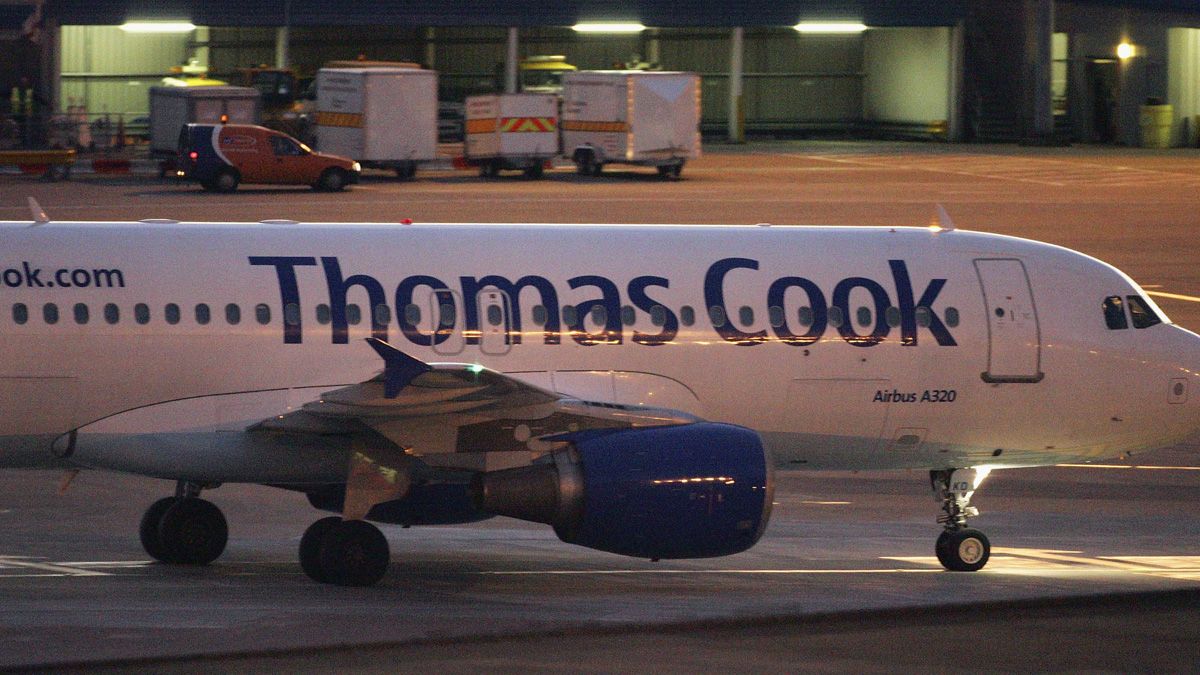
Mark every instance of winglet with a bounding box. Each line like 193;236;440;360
27;197;48;226
365;337;433;398
930;203;955;232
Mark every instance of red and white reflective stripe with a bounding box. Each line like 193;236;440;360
498;117;557;132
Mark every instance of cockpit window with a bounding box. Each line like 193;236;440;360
1127;295;1162;329
1103;296;1128;330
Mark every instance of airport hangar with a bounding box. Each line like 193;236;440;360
4;0;1200;148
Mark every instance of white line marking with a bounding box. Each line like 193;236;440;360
480;568;941;575
0;557;108;576
1146;290;1200;303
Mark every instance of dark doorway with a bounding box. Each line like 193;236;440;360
1083;59;1119;143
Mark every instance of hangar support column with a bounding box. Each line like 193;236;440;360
505;27;519;94
1024;0;1054;143
728;27;744;143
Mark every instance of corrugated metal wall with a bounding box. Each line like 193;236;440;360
60;25;191;116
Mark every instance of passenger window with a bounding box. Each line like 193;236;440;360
164;303;180;325
885;306;901;328
346;304;361;325
1127;295;1162;329
284;303;301;326
708;305;727;327
562;305;578;326
532;305;547;327
856;307;872;327
1102;296;1127;330
405;303;421;325
73;303;89;325
944;307;960;328
12;303;27;325
43;303;58;325
195;303;211;325
225;304;241;325
827;306;843;328
590;306;607;327
914;306;932;328
768;305;784;328
651;305;667;327
487;304;504;326
135;303;151;325
104;303;120;325
255;304;271;325
797;306;814;327
374;304;391;325
438;303;455;327
316;303;331;325
679;305;695;327
621;305;635;326
738;306;754;327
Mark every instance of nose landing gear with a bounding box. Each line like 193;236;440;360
931;468;991;572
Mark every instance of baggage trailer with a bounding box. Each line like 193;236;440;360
561;71;701;179
315;66;437;179
149;86;261;176
464;93;558;178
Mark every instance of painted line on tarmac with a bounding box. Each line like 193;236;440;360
1146;290;1200;303
1056;463;1200;470
480;568;941;575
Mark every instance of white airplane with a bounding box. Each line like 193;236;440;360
1;216;1196;586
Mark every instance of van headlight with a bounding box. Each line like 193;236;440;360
351;162;361;173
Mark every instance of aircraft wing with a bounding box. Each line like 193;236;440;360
250;338;700;460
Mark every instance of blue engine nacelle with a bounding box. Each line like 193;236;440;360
474;423;773;559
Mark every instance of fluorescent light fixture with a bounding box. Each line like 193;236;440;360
794;22;868;34
120;21;197;33
572;22;646;33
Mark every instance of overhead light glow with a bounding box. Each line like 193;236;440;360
120;21;197;33
794;22;869;34
572;22;646;33
1116;42;1135;60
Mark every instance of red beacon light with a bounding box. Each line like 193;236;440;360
400;218;413;225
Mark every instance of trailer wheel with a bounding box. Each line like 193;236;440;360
394;163;417;180
479;160;499;178
523;163;544;179
574;149;599;176
657;162;684;180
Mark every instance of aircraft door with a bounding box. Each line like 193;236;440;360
477;288;512;356
974;258;1043;383
431;289;464;356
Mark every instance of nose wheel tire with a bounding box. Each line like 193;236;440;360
936;528;990;572
140;497;228;565
300;518;390;586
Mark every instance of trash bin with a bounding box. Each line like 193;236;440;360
1139;103;1173;148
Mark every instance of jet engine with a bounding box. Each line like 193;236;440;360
474;423;773;559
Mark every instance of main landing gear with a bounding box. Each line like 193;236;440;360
299;517;390;586
931;468;991;572
139;481;228;565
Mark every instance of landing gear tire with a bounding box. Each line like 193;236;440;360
303;519;390;586
149;497;228;565
139;497;179;562
936;528;990;572
299;516;342;583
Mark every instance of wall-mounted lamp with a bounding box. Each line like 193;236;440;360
572;22;647;33
794;22;869;34
1116;42;1136;60
120;21;197;33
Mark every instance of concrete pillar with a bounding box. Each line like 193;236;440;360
424;27;436;69
274;26;289;69
728;27;744;143
646;28;661;67
1024;0;1054;142
40;17;60;114
947;21;965;141
505;27;519;93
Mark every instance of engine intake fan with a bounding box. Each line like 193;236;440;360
474;422;773;559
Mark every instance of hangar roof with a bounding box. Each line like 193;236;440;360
41;0;1200;27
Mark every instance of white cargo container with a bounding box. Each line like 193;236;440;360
315;66;437;178
561;71;701;178
148;86;260;156
464;93;559;178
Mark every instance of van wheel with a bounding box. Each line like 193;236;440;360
213;169;240;193
316;168;348;192
199;179;218;192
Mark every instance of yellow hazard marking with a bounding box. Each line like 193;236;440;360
562;120;630;133
316;112;363;128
